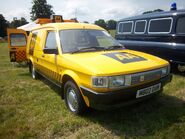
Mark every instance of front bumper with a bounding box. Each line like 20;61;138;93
80;74;172;110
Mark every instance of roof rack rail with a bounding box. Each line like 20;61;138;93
35;15;78;24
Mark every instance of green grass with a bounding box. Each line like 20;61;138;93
0;43;185;139
109;30;116;38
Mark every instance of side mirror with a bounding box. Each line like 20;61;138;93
43;48;58;54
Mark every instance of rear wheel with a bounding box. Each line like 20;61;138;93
64;80;87;115
30;63;39;79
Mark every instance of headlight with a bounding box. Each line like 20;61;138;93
92;77;108;88
161;65;170;77
92;75;131;88
109;75;125;88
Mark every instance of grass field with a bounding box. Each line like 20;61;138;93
109;30;116;38
0;42;185;139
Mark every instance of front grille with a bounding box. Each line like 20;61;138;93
131;69;162;85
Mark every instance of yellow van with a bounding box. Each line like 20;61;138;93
7;16;172;115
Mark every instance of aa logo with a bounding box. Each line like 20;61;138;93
103;52;146;64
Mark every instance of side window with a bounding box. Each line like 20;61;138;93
10;34;26;46
29;32;38;55
118;21;133;34
45;31;57;49
118;23;124;33
148;18;172;34
176;17;185;34
134;20;147;34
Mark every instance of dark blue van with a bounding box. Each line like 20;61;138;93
115;10;185;69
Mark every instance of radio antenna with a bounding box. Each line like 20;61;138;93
75;9;77;19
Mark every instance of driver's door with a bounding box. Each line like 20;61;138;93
40;30;60;82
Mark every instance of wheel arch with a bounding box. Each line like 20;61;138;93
61;70;90;107
61;70;81;99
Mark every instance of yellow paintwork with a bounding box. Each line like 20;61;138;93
7;22;169;107
31;23;104;32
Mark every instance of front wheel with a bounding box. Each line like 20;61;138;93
64;81;87;115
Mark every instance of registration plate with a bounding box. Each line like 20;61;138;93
136;83;161;98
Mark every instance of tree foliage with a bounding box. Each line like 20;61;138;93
0;14;9;37
106;20;117;30
30;0;55;21
9;17;28;28
94;19;117;30
94;19;107;29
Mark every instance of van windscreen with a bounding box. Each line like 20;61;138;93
59;30;121;53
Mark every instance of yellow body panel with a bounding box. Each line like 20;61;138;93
57;50;168;92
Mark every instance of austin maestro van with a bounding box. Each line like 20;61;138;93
7;17;172;115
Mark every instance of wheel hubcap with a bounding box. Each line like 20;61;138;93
32;66;36;79
67;88;78;112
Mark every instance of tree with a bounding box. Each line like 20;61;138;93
106;20;117;30
30;0;55;21
20;17;28;25
0;14;9;37
83;21;89;23
143;9;164;14
94;19;107;29
9;17;28;28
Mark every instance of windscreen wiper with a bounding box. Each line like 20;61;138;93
71;47;105;54
106;45;125;50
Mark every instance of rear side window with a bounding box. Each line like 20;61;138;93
176;17;185;34
10;34;26;46
148;18;173;34
45;31;57;49
118;21;133;34
135;20;147;34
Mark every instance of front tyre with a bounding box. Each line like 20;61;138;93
64;81;87;115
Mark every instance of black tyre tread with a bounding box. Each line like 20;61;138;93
28;62;32;73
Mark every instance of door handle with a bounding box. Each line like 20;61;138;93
42;54;45;58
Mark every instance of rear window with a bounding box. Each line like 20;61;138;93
148;18;172;34
10;34;26;46
135;20;146;34
118;21;133;34
176;17;185;34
